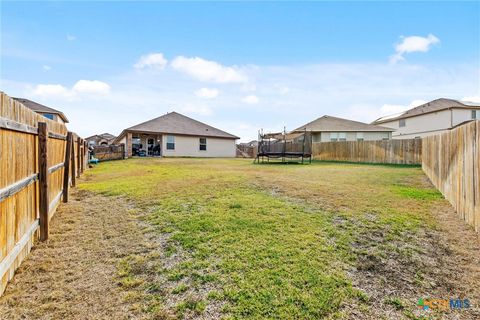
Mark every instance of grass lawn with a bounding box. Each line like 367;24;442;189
79;158;462;319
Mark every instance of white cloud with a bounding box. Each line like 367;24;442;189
42;65;51;71
32;80;110;100
462;96;480;103
134;53;168;70
390;34;440;64
171;56;247;83
72;80;111;95
194;87;219;99
66;34;76;41
242;95;259;104
33;84;71;98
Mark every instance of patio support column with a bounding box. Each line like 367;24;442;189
126;132;132;158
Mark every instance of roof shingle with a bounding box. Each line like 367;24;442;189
124;112;239;139
12;97;69;123
373;98;480;124
294;115;393;132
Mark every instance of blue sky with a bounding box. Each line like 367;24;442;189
1;1;479;141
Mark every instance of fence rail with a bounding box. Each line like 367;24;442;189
312;139;422;165
422;120;479;231
0;92;87;295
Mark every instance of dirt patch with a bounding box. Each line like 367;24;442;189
0;189;153;320
344;204;480;319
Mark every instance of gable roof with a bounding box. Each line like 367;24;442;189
294;115;394;132
373;98;480;124
121;111;239;139
85;133;116;141
12;97;69;123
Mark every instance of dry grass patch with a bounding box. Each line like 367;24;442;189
78;158;479;319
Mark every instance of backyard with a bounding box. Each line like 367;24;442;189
1;158;479;319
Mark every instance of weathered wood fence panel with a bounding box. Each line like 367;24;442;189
92;145;125;161
312;139;422;164
0;92;86;295
422;120;479;231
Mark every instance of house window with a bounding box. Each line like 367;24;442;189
199;137;207;151
330;132;338;142
166;135;175;150
42;113;55;120
356;132;364;141
338;132;346;141
472;110;478;119
399;119;406;127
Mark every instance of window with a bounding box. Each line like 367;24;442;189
472;110;478;119
330;132;338;142
42;113;55;120
399;119;406;127
338;132;346;141
199;137;207;151
166;135;175;150
356;132;364;141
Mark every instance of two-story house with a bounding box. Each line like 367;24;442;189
372;98;480;139
12;97;69;124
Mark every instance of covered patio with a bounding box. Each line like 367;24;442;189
128;131;162;157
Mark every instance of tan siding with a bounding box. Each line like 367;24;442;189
162;135;236;157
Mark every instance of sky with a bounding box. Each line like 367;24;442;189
1;1;479;141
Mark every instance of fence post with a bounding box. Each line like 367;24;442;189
63;132;73;202
77;137;81;177
38;122;49;241
84;141;88;169
71;136;76;187
80;139;85;173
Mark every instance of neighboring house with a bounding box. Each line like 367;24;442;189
293;115;393;142
372;98;480;139
237;140;258;148
85;133;117;146
114;111;239;157
237;140;258;158
12;97;69;124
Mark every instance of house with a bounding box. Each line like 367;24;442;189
293;115;393;142
113;112;239;157
236;140;258;158
372;98;480;139
85;133;117;147
12;97;69;124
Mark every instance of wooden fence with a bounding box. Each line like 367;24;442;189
0;92;87;295
92;144;125;161
422;120;479;231
312;139;422;165
236;144;257;158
